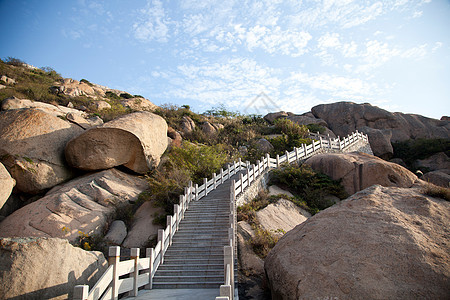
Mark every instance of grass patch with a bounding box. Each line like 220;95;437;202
422;183;450;201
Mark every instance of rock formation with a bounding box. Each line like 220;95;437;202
0;237;107;300
0;169;148;242
180;116;196;135
122;201;164;248
0;108;83;193
104;220;128;245
265;185;450;299
263;111;288;124
305;152;417;195
65;111;168;173
256;199;310;238
311;102;450;159
0;162;15;210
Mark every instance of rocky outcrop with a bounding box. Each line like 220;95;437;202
264;111;288;124
92;100;111;110
311;102;450;158
52;78;105;98
0;237;107;300
287;113;328;127
268;185;294;198
167;127;182;148
417;152;450;171
0;108;83;193
0;162;15;210
122;201;164;248
65;111;168;173
104;220;127;245
256;199;310;238
121;98;157;111
201;121;217;136
265;185;450;300
305;152;417;195
422;170;450;188
359;126;393;159
1;75;16;85
0;169;148;242
255;138;274;153
180;116;196;135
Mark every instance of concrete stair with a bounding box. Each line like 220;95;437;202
152;175;239;290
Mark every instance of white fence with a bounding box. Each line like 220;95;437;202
73;159;247;300
74;130;368;300
215;130;369;300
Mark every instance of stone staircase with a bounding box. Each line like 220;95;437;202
152;175;238;290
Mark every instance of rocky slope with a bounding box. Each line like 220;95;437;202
265;184;450;299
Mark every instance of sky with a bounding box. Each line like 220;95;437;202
0;0;449;119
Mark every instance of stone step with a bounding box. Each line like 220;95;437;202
157;263;224;271
153;275;224;283
152;281;223;289
161;257;224;265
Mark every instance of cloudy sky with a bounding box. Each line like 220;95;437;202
0;0;449;118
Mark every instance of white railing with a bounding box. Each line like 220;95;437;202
75;130;369;300
216;130;369;300
73;159;247;300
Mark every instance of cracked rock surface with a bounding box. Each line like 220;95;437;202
0;169;147;242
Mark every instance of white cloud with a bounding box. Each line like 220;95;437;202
133;0;171;42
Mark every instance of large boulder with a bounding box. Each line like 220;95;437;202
0;108;83;193
359;126;393;159
311;102;450;153
305;152;417;195
264;111;288;124
417;152;450;172
52;78;104;98
201;121;217;136
180;116;196;135
122;201;164;248
0;237;107;300
65;111;168;173
286;114;328;127
0;162;15;210
422;170;450;188
265;185;450;300
121;98;157;111
256;199;310;238
255;138;274;153
104;220;128;245
0;168;148;243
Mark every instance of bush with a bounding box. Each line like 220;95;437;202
80;78;93;86
422;183;450;201
392;138;450;171
270;163;348;212
307;123;326;134
5;57;26;66
120;92;134;99
105;91;121;100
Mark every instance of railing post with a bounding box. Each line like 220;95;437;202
174;204;180;231
276;155;280;168
328;135;333;149
109;246;120;300
204;178;208;196
312;139;316;152
73;285;89;300
295;147;299;161
224;246;234;298
213;173;217;189
219;285;232;299
158;229;165;264
130;248;139;297
319;136;323;148
246;168;251;185
238;158;242;171
195;184;199;201
303;143;307;156
145;248;154;289
285;150;290;163
220;168;224;184
239;173;244;193
167;215;173;246
338;136;342;150
266;153;270;169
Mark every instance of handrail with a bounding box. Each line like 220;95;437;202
73;158;247;300
74;131;369;300
216;130;369;300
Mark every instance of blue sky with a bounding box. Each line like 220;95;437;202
0;0;449;118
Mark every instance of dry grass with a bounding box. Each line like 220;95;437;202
422;183;450;201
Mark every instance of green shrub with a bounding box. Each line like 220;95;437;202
120;92;133;99
392;138;450;171
105;91;120;100
307;123;326;134
422;183;450;201
80;78;93;86
270;164;348;212
5;57;26;66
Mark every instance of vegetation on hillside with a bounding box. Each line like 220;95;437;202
392;138;450;172
238;163;348;258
